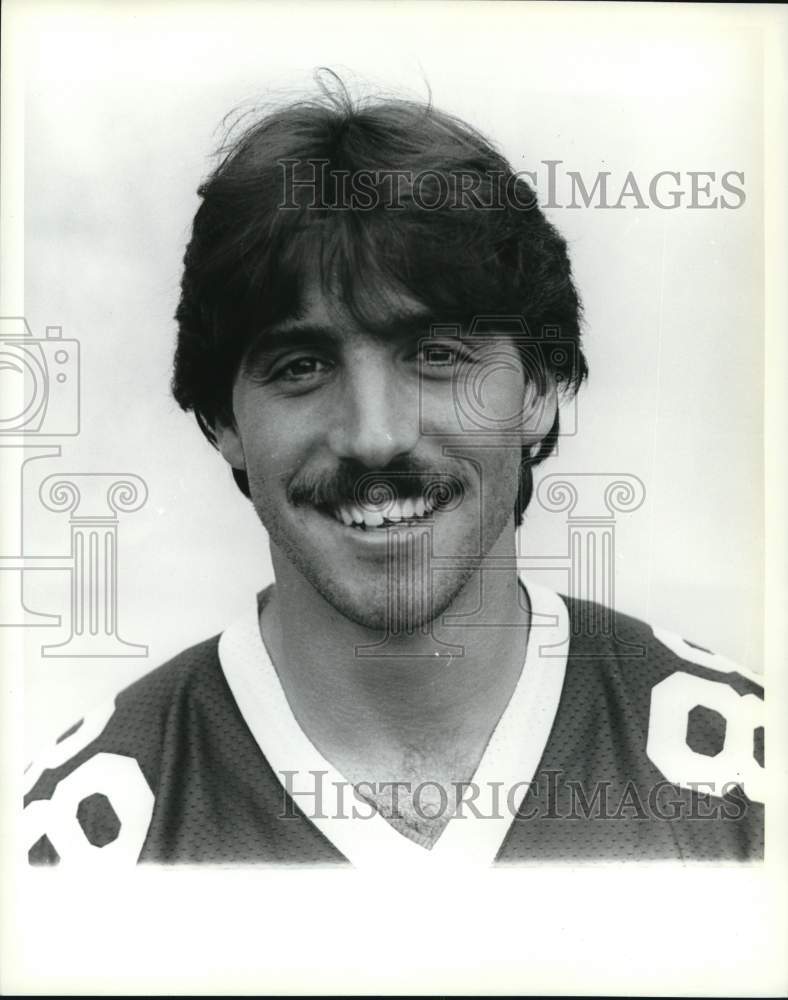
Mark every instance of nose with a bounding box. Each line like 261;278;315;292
327;351;420;468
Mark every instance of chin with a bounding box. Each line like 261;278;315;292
310;566;478;635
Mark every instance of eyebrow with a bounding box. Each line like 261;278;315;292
242;310;444;365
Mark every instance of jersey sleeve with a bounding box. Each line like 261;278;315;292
645;625;765;806
24;697;157;866
501;598;765;863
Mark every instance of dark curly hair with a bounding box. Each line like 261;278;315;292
172;73;588;523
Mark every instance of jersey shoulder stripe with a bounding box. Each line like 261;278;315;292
561;594;763;694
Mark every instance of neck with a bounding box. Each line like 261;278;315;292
260;526;531;770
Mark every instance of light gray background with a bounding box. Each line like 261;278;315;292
20;4;764;755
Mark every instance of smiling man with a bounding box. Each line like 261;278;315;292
24;79;764;866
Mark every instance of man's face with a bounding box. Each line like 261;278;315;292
216;280;555;631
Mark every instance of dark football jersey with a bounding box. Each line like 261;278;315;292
24;578;764;866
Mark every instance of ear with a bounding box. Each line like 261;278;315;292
214;420;246;471
520;381;558;450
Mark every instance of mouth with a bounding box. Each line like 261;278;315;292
318;496;438;531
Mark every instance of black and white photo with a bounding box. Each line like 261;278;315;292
2;1;786;995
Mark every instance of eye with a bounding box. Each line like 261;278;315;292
276;357;332;382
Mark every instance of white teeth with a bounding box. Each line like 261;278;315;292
331;495;439;528
381;497;431;522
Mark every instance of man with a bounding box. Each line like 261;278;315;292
24;78;764;866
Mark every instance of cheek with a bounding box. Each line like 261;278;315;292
480;366;526;424
449;447;522;516
244;447;300;505
233;396;309;479
440;360;525;436
482;446;523;496
243;463;295;545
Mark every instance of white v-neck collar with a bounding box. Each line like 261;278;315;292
218;573;569;869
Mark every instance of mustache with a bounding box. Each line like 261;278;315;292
288;460;467;513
